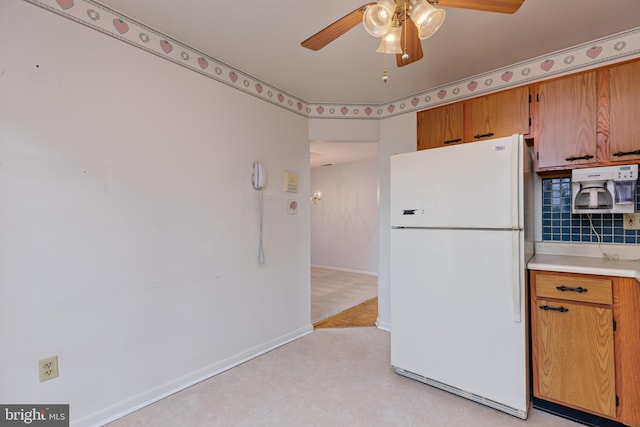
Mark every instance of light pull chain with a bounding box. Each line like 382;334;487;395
402;0;409;62
382;36;388;83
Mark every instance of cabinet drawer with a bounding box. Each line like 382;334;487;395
536;274;612;304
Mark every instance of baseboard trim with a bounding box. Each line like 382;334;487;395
311;264;378;277
73;325;313;427
376;319;391;332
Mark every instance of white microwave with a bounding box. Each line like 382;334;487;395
571;165;638;214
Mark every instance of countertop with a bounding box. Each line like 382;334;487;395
528;253;640;281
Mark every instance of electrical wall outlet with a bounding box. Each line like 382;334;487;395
39;355;59;382
623;213;640;230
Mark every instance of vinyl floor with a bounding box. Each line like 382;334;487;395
107;268;580;427
108;328;581;427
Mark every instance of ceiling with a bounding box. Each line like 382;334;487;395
98;0;640;166
310;141;378;169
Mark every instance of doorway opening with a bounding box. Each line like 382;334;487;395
309;141;379;325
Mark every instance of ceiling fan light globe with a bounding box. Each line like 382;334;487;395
410;0;446;40
363;0;395;37
375;26;403;54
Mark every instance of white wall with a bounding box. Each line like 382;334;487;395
0;2;310;426
376;114;417;330
308;118;380;142
310;158;379;274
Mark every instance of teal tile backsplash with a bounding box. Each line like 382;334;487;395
542;177;640;244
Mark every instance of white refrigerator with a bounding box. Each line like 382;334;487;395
390;134;533;418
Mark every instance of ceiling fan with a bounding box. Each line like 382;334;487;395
301;0;524;77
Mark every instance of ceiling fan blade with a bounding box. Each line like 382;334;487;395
436;0;524;14
301;3;375;51
396;22;423;67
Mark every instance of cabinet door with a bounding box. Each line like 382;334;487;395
416;103;464;150
469;86;530;141
535;299;616;418
609;61;640;162
536;72;598;169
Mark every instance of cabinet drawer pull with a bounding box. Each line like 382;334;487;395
540;305;569;313
473;132;494;139
612;149;640;157
556;285;588;293
565;154;594;162
443;138;462;144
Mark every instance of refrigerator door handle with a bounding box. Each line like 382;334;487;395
511;230;521;323
510;134;521;229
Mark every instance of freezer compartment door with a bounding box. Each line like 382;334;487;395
390;135;523;229
390;228;528;415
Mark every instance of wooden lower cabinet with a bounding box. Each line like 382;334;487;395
535;299;616;417
530;271;640;426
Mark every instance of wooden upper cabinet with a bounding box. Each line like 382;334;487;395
416;103;464;150
415;59;640;166
416;86;530;150
536;71;598;170
609;60;640;162
468;86;530;142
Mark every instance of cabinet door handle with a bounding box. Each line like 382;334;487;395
473;132;494;139
539;305;569;313
443;138;462;144
565;154;594;162
556;285;588;293
612;149;640;157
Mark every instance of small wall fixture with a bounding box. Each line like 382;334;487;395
310;192;322;204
